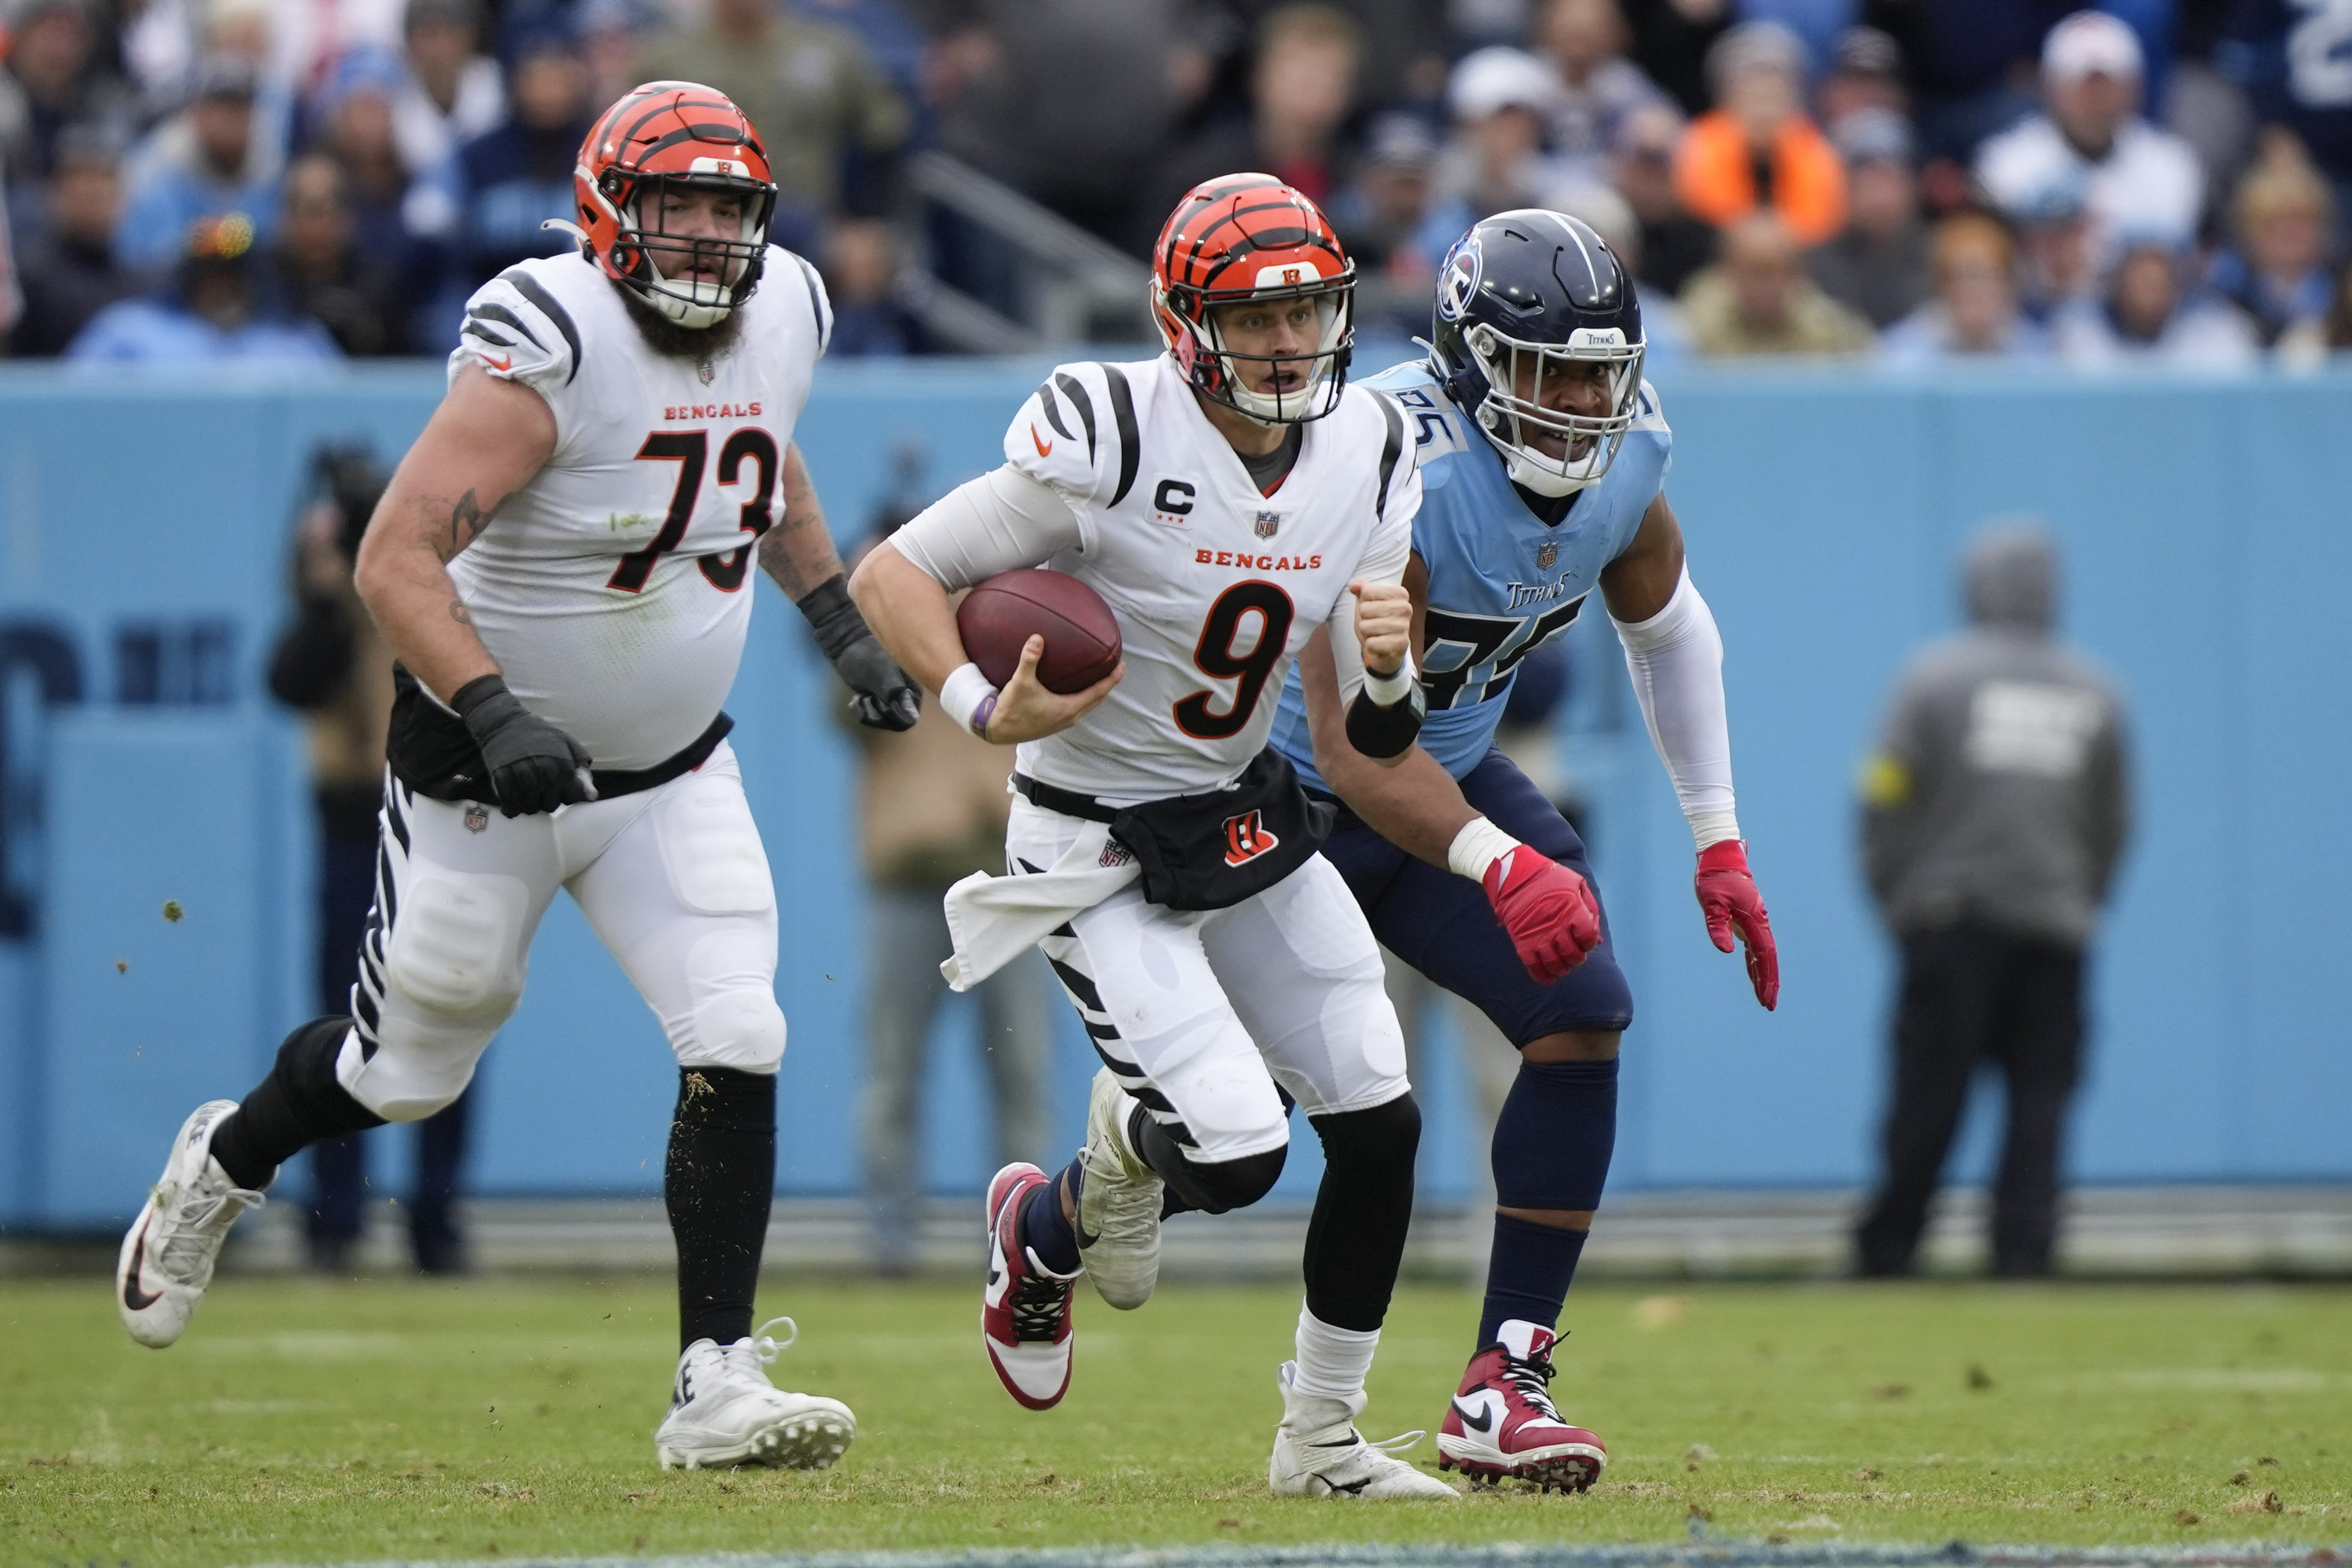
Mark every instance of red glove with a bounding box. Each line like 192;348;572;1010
1482;845;1603;984
1695;839;1778;1010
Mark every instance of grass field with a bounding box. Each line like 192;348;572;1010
4;1274;2348;1566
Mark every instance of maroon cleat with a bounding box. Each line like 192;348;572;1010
980;1162;1079;1411
1436;1320;1607;1492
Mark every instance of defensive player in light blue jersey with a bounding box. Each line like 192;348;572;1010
1271;211;1780;1492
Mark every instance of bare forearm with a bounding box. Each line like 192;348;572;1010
355;486;500;702
1300;631;1473;865
847;543;969;693
759;443;847;603
1328;745;1478;866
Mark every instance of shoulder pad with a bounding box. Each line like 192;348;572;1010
456;266;583;390
1358;386;1418;521
776;246;833;355
1630;378;1669;434
1005;360;1142;507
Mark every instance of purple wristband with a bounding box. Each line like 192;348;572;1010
969;690;999;738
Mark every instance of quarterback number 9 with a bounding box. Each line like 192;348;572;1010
1174;581;1294;739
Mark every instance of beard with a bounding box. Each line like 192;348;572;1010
612;274;750;362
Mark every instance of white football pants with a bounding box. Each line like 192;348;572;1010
337;743;784;1121
1008;796;1410;1165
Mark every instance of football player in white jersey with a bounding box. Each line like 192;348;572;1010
852;175;1456;1501
112;84;918;1473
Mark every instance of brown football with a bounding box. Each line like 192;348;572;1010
955;568;1122;695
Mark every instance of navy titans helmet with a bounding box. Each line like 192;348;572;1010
1428;209;1646;496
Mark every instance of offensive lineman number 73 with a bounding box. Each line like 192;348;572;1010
607;428;780;593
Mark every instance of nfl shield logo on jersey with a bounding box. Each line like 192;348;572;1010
1255;511;1280;539
1536;540;1560;570
464;803;489;834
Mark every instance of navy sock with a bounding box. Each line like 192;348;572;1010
1019;1159;1083;1275
1479;1054;1618;1350
1479;1214;1588;1348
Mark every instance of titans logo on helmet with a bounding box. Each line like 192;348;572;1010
1437;236;1483;324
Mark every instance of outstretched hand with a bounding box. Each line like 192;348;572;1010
1694;840;1777;1010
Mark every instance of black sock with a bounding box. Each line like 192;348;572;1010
1302;1094;1421;1332
209;1018;386;1191
1018;1161;1083;1275
665;1067;776;1351
1479;1214;1590;1348
1136;1105;1200;1219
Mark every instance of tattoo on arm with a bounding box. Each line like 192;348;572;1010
443;489;490;562
759;446;846;602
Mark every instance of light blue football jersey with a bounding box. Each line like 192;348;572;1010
1270;357;1671;787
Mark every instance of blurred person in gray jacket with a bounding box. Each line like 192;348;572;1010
1853;523;2130;1279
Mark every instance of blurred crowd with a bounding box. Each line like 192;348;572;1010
6;0;2352;366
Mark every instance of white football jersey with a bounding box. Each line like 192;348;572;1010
442;246;831;770
1005;355;1419;800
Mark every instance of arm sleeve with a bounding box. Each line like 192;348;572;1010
1612;564;1738;849
886;464;1087;591
1325;504;1414;702
447;268;584;450
1326;390;1424;698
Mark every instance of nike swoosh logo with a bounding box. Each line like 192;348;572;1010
482;354;513;372
1030;424;1053;458
1452;1398;1494;1433
1075;1215;1101;1248
122;1219;162;1312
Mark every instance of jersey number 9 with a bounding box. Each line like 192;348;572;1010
1175;581;1295;739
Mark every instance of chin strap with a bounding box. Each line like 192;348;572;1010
539;217;590;246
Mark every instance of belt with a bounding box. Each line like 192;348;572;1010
1012;771;1118;823
592;712;734;799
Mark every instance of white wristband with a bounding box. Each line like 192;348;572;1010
1363;651;1416;707
1688;809;1741;851
939;662;1000;738
1446;815;1522;882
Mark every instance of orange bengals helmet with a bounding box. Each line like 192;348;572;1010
575;82;778;329
1151;173;1357;424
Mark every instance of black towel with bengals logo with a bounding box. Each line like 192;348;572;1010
1110;748;1333;912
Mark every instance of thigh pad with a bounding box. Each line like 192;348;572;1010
385;867;530;1016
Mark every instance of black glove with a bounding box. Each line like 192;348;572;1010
799;575;921;731
452;675;597;817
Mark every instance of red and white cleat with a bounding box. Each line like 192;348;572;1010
1436;1320;1607;1492
980;1162;1079;1411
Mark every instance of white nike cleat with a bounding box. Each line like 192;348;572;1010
117;1100;265;1349
1267;1360;1459;1500
1076;1069;1162;1310
653;1317;856;1471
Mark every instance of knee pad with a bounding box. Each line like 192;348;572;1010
338;1025;478;1122
1311;1090;1422;1173
683;989;786;1073
679;928;785;1072
384;869;528;1020
1492;1057;1617;1212
1171;1144;1288;1214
